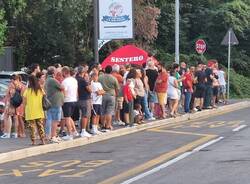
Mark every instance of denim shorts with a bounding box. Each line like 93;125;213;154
148;91;158;103
47;107;62;121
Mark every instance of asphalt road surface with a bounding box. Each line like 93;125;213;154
0;107;249;184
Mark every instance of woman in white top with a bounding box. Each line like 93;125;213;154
167;69;179;117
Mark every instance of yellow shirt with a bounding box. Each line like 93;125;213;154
23;88;44;121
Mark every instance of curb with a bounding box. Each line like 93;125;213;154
0;101;249;164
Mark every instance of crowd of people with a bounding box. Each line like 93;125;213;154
0;58;227;145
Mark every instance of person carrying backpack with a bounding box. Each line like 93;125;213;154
1;74;25;139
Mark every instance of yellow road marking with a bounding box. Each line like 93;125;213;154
149;129;214;137
77;160;113;168
45;160;81;168
12;169;23;177
38;169;75;177
61;169;94;178
0;169;42;177
98;131;217;184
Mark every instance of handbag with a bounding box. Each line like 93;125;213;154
42;95;52;111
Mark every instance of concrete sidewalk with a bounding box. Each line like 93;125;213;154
0;100;249;164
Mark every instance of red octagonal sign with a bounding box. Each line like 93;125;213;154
195;39;206;54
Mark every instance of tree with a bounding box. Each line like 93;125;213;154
0;9;7;53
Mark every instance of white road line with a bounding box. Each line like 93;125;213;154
232;125;247;132
120;137;224;184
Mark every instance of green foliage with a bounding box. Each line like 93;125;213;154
0;9;7;54
14;0;92;67
230;69;250;98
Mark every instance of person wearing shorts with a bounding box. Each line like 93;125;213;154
146;60;158;115
61;66;78;140
218;66;227;104
194;64;206;111
123;79;134;126
155;65;168;118
45;66;64;143
98;65;119;130
91;72;105;134
76;66;92;138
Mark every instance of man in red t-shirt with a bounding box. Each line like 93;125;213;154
123;79;134;126
183;69;193;113
155;65;168;118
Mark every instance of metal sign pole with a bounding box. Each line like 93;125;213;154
94;0;99;64
227;30;231;100
175;0;180;64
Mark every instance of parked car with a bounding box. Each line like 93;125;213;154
0;82;8;121
0;71;28;85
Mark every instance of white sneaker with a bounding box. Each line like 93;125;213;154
56;137;63;142
117;120;125;126
80;131;92;138
50;137;60;143
11;133;18;138
112;121;118;125
62;135;73;141
0;133;10;139
90;129;102;135
147;117;156;121
73;131;79;137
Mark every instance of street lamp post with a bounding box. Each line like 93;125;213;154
175;0;180;64
94;0;99;64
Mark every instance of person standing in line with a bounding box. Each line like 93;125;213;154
167;69;179;117
212;62;219;108
91;72;105;135
61;66;78;140
155;64;168;119
141;69;155;121
1;75;25;138
29;63;41;76
204;61;215;109
134;69;145;112
146;59;158;117
36;72;46;89
111;64;124;125
183;68;193;113
16;75;26;138
45;66;64;143
98;65;119;131
217;66;227;104
76;66;92;138
123;79;135;126
23;76;46;145
194;64;206;111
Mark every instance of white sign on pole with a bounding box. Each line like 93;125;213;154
98;0;134;40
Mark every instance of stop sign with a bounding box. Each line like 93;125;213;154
195;39;206;54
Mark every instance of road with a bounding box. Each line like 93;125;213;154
0;107;249;184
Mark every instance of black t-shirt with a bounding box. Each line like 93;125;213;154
76;76;91;100
205;68;213;85
195;70;206;84
179;67;187;76
146;69;158;91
